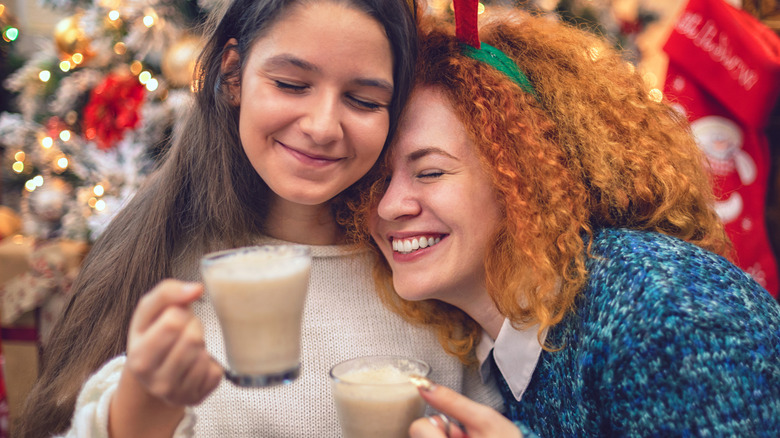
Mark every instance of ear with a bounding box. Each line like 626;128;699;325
220;38;241;106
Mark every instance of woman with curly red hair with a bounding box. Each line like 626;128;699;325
17;1;508;437
362;9;780;438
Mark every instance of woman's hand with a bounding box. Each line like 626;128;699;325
409;378;522;438
125;280;223;405
109;280;223;438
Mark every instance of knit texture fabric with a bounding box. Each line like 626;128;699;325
66;238;502;437
496;228;780;437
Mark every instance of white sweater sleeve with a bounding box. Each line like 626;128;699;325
56;356;197;438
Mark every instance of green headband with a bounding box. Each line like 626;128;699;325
460;42;539;100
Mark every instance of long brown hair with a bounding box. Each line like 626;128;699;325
17;0;417;435
351;11;729;365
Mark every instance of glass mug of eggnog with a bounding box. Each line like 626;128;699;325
330;356;430;438
200;245;311;387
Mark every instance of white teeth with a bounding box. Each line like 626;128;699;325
391;236;442;254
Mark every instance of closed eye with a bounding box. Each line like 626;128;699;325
347;95;385;111
274;80;307;93
417;170;444;179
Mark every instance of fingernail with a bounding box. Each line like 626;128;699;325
409;374;435;391
182;283;201;295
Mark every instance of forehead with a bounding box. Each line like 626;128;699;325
390;86;473;162
248;2;393;75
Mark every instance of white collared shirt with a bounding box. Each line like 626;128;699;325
475;318;547;402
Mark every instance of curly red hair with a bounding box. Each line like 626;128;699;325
347;10;729;365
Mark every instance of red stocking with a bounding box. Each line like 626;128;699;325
663;0;780;297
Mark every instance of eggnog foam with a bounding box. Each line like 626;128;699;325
205;250;310;280
341;365;409;382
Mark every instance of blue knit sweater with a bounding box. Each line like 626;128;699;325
496;228;780;437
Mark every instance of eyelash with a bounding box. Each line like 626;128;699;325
274;80;307;92
274;81;385;112
417;171;444;179
347;96;383;111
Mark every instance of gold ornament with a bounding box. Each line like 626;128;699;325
161;33;204;88
53;13;92;58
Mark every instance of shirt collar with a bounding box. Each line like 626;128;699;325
475;318;546;402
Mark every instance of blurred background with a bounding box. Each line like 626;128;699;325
0;0;778;435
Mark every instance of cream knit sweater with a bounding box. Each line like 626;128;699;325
61;240;502;437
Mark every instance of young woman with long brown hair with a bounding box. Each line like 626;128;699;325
16;1;498;437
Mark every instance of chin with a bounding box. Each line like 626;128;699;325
283;190;338;206
392;278;437;303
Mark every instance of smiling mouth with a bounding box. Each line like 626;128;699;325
392;236;443;254
279;141;342;164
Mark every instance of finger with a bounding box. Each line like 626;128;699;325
160;316;222;398
155;317;207;391
199;357;224;398
180;351;223;405
414;380;503;434
128;305;193;375
450;425;468;438
160;319;222;406
426;414;469;438
131;280;203;334
409;416;447;438
161;349;216;406
188;351;224;397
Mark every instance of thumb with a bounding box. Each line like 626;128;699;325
131;280;203;334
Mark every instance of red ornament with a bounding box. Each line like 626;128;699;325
82;72;146;150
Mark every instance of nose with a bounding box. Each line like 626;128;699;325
376;174;421;221
299;92;344;145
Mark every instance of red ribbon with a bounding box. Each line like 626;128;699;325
454;0;480;48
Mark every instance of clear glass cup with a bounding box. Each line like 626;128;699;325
330;355;431;438
200;245;311;387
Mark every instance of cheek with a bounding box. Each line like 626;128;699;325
368;214;383;246
467;192;502;251
238;106;262;155
354;116;389;160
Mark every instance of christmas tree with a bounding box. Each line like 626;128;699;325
0;0;219;243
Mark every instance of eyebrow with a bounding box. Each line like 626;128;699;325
406;147;458;163
263;54;394;94
264;54;319;73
